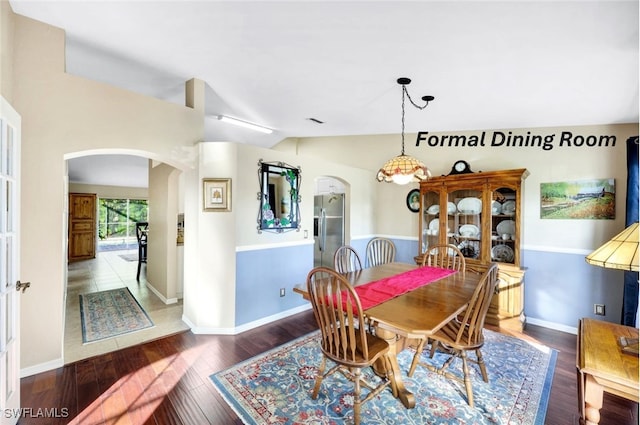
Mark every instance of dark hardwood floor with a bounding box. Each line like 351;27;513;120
20;311;638;424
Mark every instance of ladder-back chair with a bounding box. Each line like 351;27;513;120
306;266;397;424
365;237;396;267
135;222;148;281
407;263;499;408
421;243;466;273
334;245;363;273
413;243;467;361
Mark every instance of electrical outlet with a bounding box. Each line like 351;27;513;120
594;304;605;316
280;288;286;297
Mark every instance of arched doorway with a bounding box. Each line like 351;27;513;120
63;151;188;363
313;176;350;268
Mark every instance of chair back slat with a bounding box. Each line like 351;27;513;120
456;263;498;345
366;238;396;267
422;243;465;273
307;267;369;362
334;245;363;273
136;222;149;245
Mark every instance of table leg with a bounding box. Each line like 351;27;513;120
580;374;603;425
577;369;585;421
372;327;415;409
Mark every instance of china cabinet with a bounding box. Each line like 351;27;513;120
416;168;529;331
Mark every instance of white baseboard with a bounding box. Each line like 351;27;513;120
20;358;64;378
185;304;313;335
145;282;178;304
527;317;578;335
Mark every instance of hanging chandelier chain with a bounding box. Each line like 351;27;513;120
400;83;433;156
402;85;430;111
401;85;406;155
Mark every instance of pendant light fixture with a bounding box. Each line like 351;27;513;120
585;222;639;271
376;78;434;185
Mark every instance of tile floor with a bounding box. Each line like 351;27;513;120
64;249;189;364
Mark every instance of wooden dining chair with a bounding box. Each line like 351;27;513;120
421;243;466;274
306;266;397;425
334;245;363;273
365;237;396;267
135;222;148;281
413;243;467;361
407;263;499;408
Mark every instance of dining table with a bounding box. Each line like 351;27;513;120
294;262;483;409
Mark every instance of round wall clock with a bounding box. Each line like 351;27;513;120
448;160;473;175
406;189;420;213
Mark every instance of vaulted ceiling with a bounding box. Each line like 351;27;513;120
11;1;638;187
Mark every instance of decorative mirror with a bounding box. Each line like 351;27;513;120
257;159;301;233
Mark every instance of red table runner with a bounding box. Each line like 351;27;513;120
354;266;457;310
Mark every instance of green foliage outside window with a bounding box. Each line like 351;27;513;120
98;198;148;240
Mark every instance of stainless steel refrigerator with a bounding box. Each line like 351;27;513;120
314;194;345;267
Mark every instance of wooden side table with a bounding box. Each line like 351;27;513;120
577;318;639;424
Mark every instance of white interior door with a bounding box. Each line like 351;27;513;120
0;96;21;425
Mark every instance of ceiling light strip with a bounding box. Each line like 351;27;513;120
217;115;273;134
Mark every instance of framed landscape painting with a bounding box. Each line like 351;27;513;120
540;178;615;219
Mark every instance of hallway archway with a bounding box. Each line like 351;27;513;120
63;150;189;363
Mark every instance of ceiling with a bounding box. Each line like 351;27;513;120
10;1;639;188
67;154;149;188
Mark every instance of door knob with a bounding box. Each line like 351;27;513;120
16;281;31;293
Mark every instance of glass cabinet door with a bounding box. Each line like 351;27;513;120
449;188;483;260
489;187;517;265
421;190;440;253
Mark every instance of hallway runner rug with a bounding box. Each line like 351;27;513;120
211;330;556;425
79;287;154;343
118;253;138;262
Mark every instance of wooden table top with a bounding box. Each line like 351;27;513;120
296;262;482;338
361;264;480;338
578;318;639;390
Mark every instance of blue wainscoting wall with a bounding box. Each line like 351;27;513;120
522;248;625;332
236;237;622;334
394;238;420;264
236;242;314;327
348;238;368;261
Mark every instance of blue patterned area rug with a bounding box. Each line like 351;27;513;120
211;330;556;424
79;287;154;344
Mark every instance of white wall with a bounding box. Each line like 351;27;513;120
234;143;376;247
11;11;203;373
276;123;638;251
68;182;148;200
147;162;181;303
183;141;376;333
1;0;15;102
182;142;238;331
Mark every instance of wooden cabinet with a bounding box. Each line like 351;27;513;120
68;193;97;262
416;168;529;331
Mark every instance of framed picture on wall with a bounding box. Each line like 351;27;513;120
406;189;420;213
540;178;615;219
177;213;184;245
203;178;232;212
